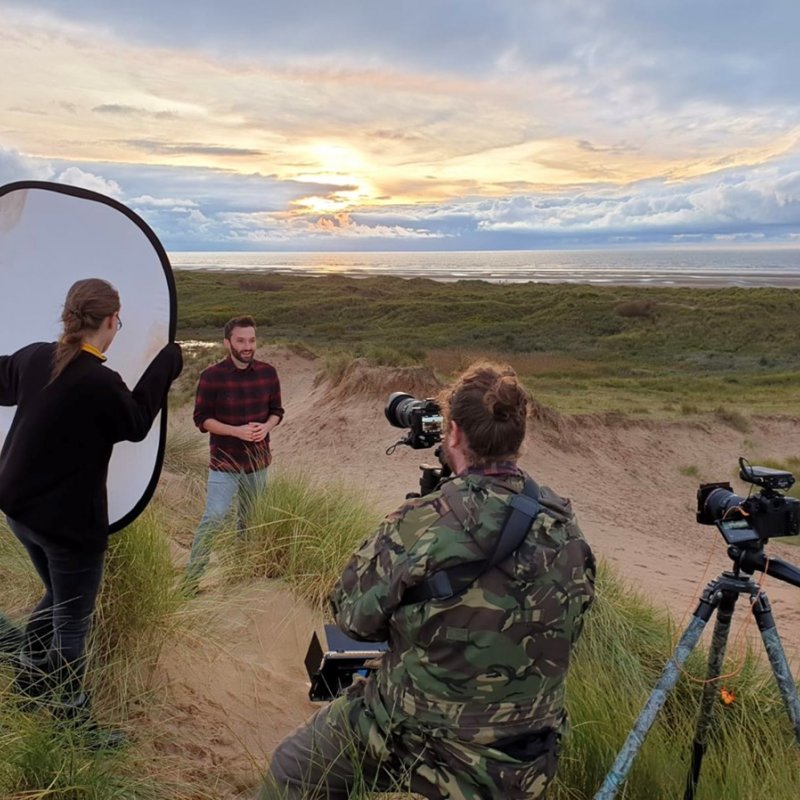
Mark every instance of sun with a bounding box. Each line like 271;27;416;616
291;142;377;213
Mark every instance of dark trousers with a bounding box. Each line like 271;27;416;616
6;516;105;690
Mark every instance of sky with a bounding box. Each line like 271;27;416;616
3;0;800;251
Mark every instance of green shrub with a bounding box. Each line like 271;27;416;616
615;298;658;319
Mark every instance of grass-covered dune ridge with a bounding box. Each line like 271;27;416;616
175;271;800;414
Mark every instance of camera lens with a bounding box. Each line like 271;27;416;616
704;487;745;521
385;392;420;429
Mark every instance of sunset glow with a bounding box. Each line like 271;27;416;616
2;2;800;249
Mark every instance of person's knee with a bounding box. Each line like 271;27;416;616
258;748;301;800
264;723;354;800
268;737;302;787
196;503;228;531
255;771;287;800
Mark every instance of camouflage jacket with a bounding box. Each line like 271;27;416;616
331;465;595;743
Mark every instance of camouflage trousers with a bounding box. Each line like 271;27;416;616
259;681;559;800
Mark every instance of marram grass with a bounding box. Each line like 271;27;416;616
217;468;376;608
90;506;187;708
553;563;800;799
0;506;203;799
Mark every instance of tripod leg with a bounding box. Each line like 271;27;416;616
751;592;800;742
684;590;738;800
594;610;712;800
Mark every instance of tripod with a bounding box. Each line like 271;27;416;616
595;542;800;800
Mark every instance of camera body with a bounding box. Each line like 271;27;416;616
385;392;444;450
697;458;800;545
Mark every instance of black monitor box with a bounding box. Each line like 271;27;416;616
304;624;388;702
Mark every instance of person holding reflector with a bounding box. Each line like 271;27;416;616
0;278;182;732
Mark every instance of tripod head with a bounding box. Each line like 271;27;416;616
727;539;800;589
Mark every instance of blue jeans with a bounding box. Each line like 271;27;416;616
5;516;105;689
185;468;268;581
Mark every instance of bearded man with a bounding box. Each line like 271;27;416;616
185;315;283;586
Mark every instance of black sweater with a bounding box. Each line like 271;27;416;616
0;342;182;552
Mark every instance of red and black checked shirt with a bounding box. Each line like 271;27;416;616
193;357;284;473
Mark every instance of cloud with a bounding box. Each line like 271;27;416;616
0;147;54;184
5;0;800;208
6;144;800;251
125;139;265;157
462;163;800;240
55;167;122;198
93;104;178;120
307;212;444;239
6;1;800;112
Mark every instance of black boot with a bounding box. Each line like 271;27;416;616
49;669;127;752
52;690;128;751
11;651;51;700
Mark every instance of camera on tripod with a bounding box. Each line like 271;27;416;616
598;455;800;800
696;457;800;546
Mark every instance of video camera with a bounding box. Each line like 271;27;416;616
385;392;451;497
384;392;443;450
697;457;800;546
304;625;387;702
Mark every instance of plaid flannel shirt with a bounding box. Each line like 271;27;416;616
193;357;284;473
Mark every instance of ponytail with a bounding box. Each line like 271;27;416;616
51;278;120;382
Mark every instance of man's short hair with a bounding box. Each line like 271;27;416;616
224;315;257;340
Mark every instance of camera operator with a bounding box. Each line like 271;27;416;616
260;362;595;800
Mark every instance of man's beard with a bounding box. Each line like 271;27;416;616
230;345;255;364
441;439;454;470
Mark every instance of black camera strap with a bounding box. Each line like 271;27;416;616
400;476;541;607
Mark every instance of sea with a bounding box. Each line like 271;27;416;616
169;248;800;287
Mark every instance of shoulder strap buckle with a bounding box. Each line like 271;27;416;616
400;475;541;607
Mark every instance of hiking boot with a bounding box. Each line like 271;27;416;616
12;652;51;700
52;691;127;751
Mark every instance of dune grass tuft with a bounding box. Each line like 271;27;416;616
89;507;187;708
163;416;209;477
0;504;197;799
217;470;375;608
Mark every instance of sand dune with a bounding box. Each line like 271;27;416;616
152;347;800;796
